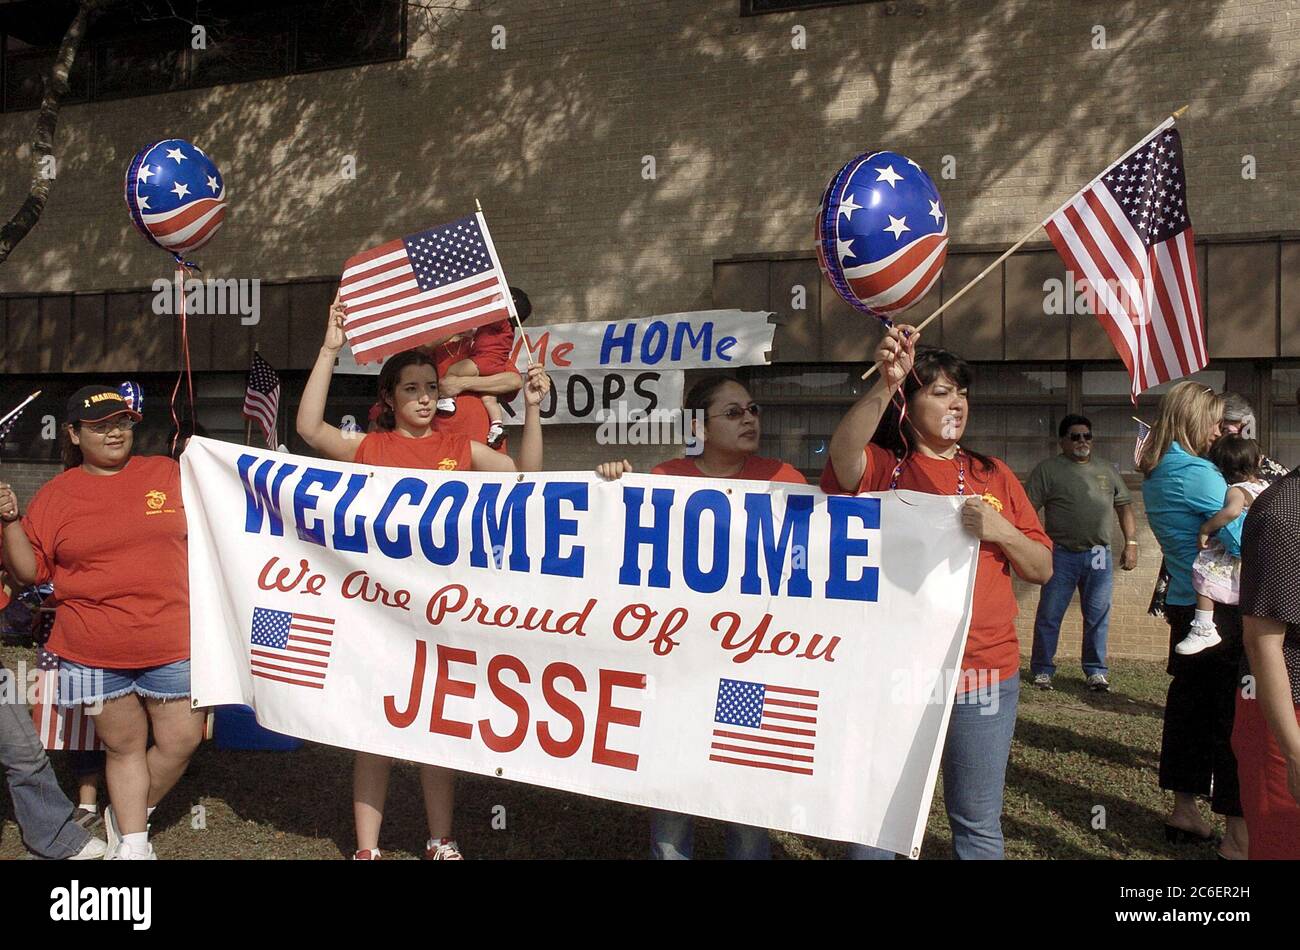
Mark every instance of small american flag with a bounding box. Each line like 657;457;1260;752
1134;419;1152;467
31;649;103;752
249;607;336;690
242;352;280;448
1045;119;1207;403
338;213;513;364
709;678;818;776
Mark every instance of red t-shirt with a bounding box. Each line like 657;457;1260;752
820;443;1051;688
22;456;189;668
468;319;516;375
354;429;473;472
652;455;807;485
430;336;517;451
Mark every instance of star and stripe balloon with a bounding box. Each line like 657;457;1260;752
816;150;948;322
124;138;227;259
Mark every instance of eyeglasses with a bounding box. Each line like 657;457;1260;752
84;417;137;435
1067;432;1093;442
708;403;761;421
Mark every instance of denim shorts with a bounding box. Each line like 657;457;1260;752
56;658;191;706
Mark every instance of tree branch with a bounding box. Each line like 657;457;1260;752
0;0;113;266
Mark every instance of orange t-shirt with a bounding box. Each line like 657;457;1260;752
652;455;807;485
354;429;473;472
820;443;1051;688
22;456;189;668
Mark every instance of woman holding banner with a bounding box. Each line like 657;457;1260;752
297;296;551;860
597;374;805;860
0;386;206;860
822;326;1053;860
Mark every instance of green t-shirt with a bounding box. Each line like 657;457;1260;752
1024;454;1132;552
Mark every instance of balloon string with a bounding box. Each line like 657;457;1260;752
168;263;197;456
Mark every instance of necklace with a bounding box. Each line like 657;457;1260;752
890;446;965;495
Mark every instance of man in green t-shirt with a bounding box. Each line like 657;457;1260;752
1024;415;1139;691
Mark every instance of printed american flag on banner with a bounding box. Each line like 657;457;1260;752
337;213;513;364
242;351;280;448
249;607;336;690
1045;119;1208;402
31;649;103;752
709;678;818;776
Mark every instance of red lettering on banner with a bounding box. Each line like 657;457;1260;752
712;611;840;665
384;639;427;728
537;663;585;758
426;584;469;625
592;670;645;771
342;570;411;611
480;655;530;753
430;645;477;739
257;556;325;596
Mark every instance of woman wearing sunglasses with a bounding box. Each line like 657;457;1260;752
0;387;205;860
596;375;804;859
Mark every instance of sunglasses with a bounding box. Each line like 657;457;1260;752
83;417;137;435
708;403;761;422
1067;432;1094;442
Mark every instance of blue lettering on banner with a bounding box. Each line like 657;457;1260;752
418;480;469;565
542;482;588;578
471;483;536;571
826;495;880;602
741;493;813;597
600;322;635;365
618;486;674;588
238;454;297;537
333;473;371;553
375;477;427;559
294;468;343;546
681;489;730;593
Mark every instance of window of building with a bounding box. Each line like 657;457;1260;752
1082;364;1227;475
1271;364;1300;470
0;0;405;112
742;0;882;14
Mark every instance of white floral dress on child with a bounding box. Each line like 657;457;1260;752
1191;479;1269;605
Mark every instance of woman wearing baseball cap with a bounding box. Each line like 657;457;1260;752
0;385;204;860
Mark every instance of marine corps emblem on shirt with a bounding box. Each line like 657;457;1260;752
437;458;458;471
144;489;175;515
980;492;1004;513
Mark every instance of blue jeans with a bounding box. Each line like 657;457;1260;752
851;673;1020;860
1030;547;1112;677
650;810;771;860
0;669;91;859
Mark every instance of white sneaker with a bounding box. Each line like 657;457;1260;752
424;837;464;860
486;422;505;448
107;841;157;860
436;397;457;414
68;837;108;860
102;804;121;859
1175;619;1222;655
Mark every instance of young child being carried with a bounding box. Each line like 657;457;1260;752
1178;434;1270;655
435;287;531;447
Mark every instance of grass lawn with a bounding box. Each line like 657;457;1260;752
0;643;1227;860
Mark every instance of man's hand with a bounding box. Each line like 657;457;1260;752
1121;544;1138;571
0;483;19;523
438;375;466;398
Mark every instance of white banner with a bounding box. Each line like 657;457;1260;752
333;310;774;376
183;437;977;857
499;369;683;426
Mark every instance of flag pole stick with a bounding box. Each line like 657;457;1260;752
475;196;533;371
860;105;1190;382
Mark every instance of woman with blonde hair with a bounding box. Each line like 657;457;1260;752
1141;381;1248;859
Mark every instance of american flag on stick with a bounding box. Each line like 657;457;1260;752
1133;417;1152;467
31;648;104;752
709;678;818;776
337;212;514;364
249;607;336;690
242;351;280;447
1045;118;1207;402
